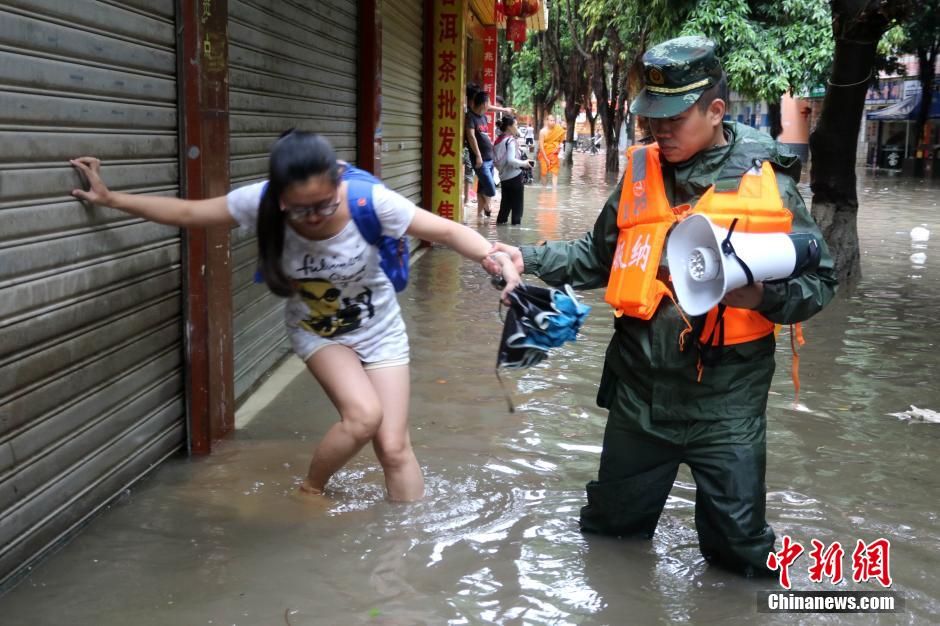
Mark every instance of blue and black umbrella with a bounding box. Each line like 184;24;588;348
494;282;591;411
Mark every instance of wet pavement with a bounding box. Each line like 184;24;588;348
1;154;938;625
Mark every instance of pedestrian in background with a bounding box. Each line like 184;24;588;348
461;145;474;216
538;114;565;187
493;115;531;225
465;90;497;219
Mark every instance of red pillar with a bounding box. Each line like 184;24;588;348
358;0;382;175
177;0;234;454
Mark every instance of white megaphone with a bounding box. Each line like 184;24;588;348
667;214;821;316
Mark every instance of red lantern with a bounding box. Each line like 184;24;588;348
494;1;505;21
519;0;540;18
503;0;523;18
507;17;527;50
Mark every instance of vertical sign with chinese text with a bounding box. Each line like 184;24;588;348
430;0;466;222
482;26;498;139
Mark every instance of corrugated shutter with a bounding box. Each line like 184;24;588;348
0;0;184;587
228;0;358;399
381;0;424;203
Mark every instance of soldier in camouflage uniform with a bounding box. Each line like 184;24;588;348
490;36;838;576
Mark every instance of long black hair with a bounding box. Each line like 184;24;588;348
257;130;340;297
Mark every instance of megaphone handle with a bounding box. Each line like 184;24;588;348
699;303;728;368
720;218;755;287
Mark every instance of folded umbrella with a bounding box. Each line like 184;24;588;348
495;282;591;411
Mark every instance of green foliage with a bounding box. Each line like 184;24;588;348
509;37;553;113
874;25;906;77
679;0;834;101
571;0;835;102
878;24;907;57
580;0;690;60
895;0;940;56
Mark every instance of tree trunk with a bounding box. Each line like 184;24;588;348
601;60;622;173
809;0;905;289
612;64;628;160
590;56;614;172
767;100;783;139
533;98;545;135
564;103;579;165
583;77;597;143
498;39;514;105
913;45;937;175
560;55;584;166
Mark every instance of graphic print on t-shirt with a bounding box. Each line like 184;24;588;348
294;278;375;338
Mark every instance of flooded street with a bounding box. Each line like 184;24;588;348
1;155;938;625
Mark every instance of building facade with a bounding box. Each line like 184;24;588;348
0;0;544;590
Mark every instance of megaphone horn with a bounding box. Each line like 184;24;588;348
666;214;821;317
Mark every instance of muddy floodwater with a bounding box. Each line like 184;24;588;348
1;156;938;625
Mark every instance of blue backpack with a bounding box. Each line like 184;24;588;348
342;166;410;292
252;167;410;291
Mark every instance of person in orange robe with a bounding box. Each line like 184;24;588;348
537;114;565;187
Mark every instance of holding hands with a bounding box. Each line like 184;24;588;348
482;242;524;304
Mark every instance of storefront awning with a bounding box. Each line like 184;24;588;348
867;90;940;120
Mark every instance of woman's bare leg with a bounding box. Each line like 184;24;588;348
366;365;424;501
302;344;383;494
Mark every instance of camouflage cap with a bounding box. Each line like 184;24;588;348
630;35;723;119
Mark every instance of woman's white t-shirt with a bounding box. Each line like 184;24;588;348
227;181;416;363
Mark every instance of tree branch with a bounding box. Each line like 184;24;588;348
565;0;593;60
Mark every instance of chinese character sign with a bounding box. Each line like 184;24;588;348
431;1;466;222
482;27;498;140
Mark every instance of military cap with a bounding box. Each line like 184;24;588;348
630;35;724;118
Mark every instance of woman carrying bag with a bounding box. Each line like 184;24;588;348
492;115;531;226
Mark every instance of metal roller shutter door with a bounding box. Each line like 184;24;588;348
381;0;424;204
0;0;184;587
228;0;358;399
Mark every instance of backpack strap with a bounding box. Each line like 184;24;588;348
346;178;381;245
493;137;506;167
341;163;382;186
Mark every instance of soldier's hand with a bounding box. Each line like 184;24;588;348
488;242;524;274
722;283;764;309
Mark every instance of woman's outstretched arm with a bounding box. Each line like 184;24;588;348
70;157;237;228
406;208;521;299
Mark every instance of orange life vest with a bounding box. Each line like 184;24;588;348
604;143;793;346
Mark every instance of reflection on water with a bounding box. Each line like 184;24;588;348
1;157;938;624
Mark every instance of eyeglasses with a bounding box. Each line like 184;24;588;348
281;191;340;221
